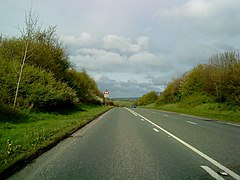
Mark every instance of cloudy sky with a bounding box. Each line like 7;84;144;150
1;0;240;98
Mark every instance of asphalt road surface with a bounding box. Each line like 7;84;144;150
10;107;240;179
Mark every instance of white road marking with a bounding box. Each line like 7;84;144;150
201;166;225;180
187;121;197;125
141;118;145;121
125;108;240;180
153;128;159;132
164;115;169;117
125;108;138;116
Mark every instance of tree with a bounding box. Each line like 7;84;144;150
12;11;71;108
136;91;158;106
13;11;40;108
64;69;101;104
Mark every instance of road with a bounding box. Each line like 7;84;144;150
10;107;240;179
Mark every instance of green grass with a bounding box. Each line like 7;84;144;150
113;100;134;107
141;103;240;124
0;104;112;175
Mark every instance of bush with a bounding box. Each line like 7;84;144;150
0;57;77;110
157;77;182;105
64;69;102;104
157;51;240;107
136;91;158;106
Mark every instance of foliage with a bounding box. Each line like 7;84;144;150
0;14;102;112
64;69;102;104
0;33;70;81
157;51;240;107
157;77;182;105
114;100;134;107
136;91;158;106
0;57;77;110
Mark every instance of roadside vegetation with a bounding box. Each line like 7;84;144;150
0;13;109;176
0;104;111;176
136;51;240;123
135;91;158;106
0;14;103;112
113;100;135;107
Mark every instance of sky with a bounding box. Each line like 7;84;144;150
1;0;240;98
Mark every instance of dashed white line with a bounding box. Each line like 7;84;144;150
201;166;225;180
141;118;145;121
153;128;159;132
164;115;169;117
187;121;197;125
125;108;240;180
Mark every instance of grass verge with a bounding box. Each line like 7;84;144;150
141;103;240;124
113;100;134;107
0;104;112;177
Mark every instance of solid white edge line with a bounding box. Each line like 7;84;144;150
201;166;225;180
125;108;240;180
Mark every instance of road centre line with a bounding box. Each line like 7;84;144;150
125;108;240;180
187;121;197;125
201;166;225;180
164;115;169;117
153;128;159;132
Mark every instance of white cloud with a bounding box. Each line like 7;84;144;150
71;47;174;75
129;52;158;66
60;32;95;47
70;48;128;72
103;35;149;53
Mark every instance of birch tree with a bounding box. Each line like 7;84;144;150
13;11;40;108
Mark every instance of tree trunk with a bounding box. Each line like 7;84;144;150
13;41;29;108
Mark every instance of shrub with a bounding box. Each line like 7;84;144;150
157;51;240;107
0;57;77;110
136;91;158;106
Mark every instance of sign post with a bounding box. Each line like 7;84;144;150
103;89;110;105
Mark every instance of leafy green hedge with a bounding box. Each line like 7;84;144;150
0;27;102;112
136;91;158;106
0;57;77;110
157;51;240;107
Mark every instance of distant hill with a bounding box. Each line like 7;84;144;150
111;97;140;101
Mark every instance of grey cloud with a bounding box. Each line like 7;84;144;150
145;74;170;86
70;45;174;75
157;0;240;36
70;48;128;72
60;32;94;47
97;75;163;98
103;35;149;53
